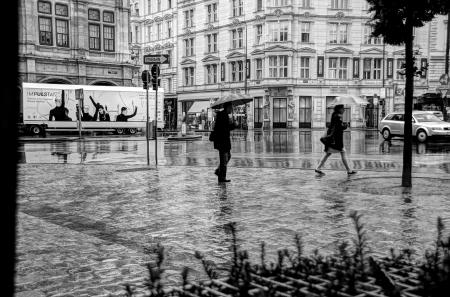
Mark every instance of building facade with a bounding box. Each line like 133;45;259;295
19;0;136;87
130;0;178;130
427;14;449;94
132;0;446;130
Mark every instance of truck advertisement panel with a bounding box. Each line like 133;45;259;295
22;83;164;129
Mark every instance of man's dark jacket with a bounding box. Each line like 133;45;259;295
213;110;235;151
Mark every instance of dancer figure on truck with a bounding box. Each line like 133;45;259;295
116;106;137;122
49;90;70;121
89;96;110;121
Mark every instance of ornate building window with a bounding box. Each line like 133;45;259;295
206;33;218;53
269;22;289;42
232;0;243;17
38;2;69;47
38;1;51;14
373;58;382;79
230;61;244;82
103;11;114;23
103;26;115;51
329;23;348;44
183;67;195;86
331;0;348;10
363;25;382;45
255;58;263;79
184;38;195;56
205;64;218;84
269;56;288;78
207;3;218;23
56;19;69;47
328;57;348;79
89;24;101;50
184;9;194;28
88;9;100;21
300;57;310;79
55;3;68;16
300;22;311;43
231;28;244;49
38;17;53;45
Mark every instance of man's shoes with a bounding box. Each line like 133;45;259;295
347;170;357;175
315;169;325;175
218;179;231;183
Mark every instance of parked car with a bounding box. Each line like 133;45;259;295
421;110;444;121
379;111;450;143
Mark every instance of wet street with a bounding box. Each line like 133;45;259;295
16;129;450;297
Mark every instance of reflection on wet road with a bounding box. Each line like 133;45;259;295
18;130;450;174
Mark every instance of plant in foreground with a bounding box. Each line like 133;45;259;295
122;214;449;297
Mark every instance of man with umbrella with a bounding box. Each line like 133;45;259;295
212;102;237;182
211;93;252;182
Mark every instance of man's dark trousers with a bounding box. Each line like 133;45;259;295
218;150;231;180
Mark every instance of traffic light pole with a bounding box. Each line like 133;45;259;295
146;84;150;166
155;86;158;166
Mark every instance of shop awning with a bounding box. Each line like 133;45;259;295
188;101;211;113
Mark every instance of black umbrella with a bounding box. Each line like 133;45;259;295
210;93;253;109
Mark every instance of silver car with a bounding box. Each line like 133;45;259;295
379;111;450;143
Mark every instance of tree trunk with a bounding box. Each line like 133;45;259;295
402;21;415;187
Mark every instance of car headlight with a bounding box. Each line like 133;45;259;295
431;127;443;131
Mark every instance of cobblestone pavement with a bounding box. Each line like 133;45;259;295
16;130;450;296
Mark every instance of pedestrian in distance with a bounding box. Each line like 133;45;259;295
116;106;137;122
211;102;237;183
315;104;357;176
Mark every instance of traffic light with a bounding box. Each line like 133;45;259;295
151;64;160;79
141;70;150;89
152;77;161;91
151;64;160;91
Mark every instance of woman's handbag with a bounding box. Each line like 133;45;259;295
320;133;334;147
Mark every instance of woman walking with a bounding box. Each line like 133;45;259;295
315;104;357;175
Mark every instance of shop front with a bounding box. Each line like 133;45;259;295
182;100;211;130
163;98;177;131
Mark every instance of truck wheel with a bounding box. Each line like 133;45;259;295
116;128;125;135
29;125;42;135
128;128;137;135
382;128;391;140
416;130;428;143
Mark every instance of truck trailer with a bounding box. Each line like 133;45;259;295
20;83;164;135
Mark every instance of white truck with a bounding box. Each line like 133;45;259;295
21;83;164;135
